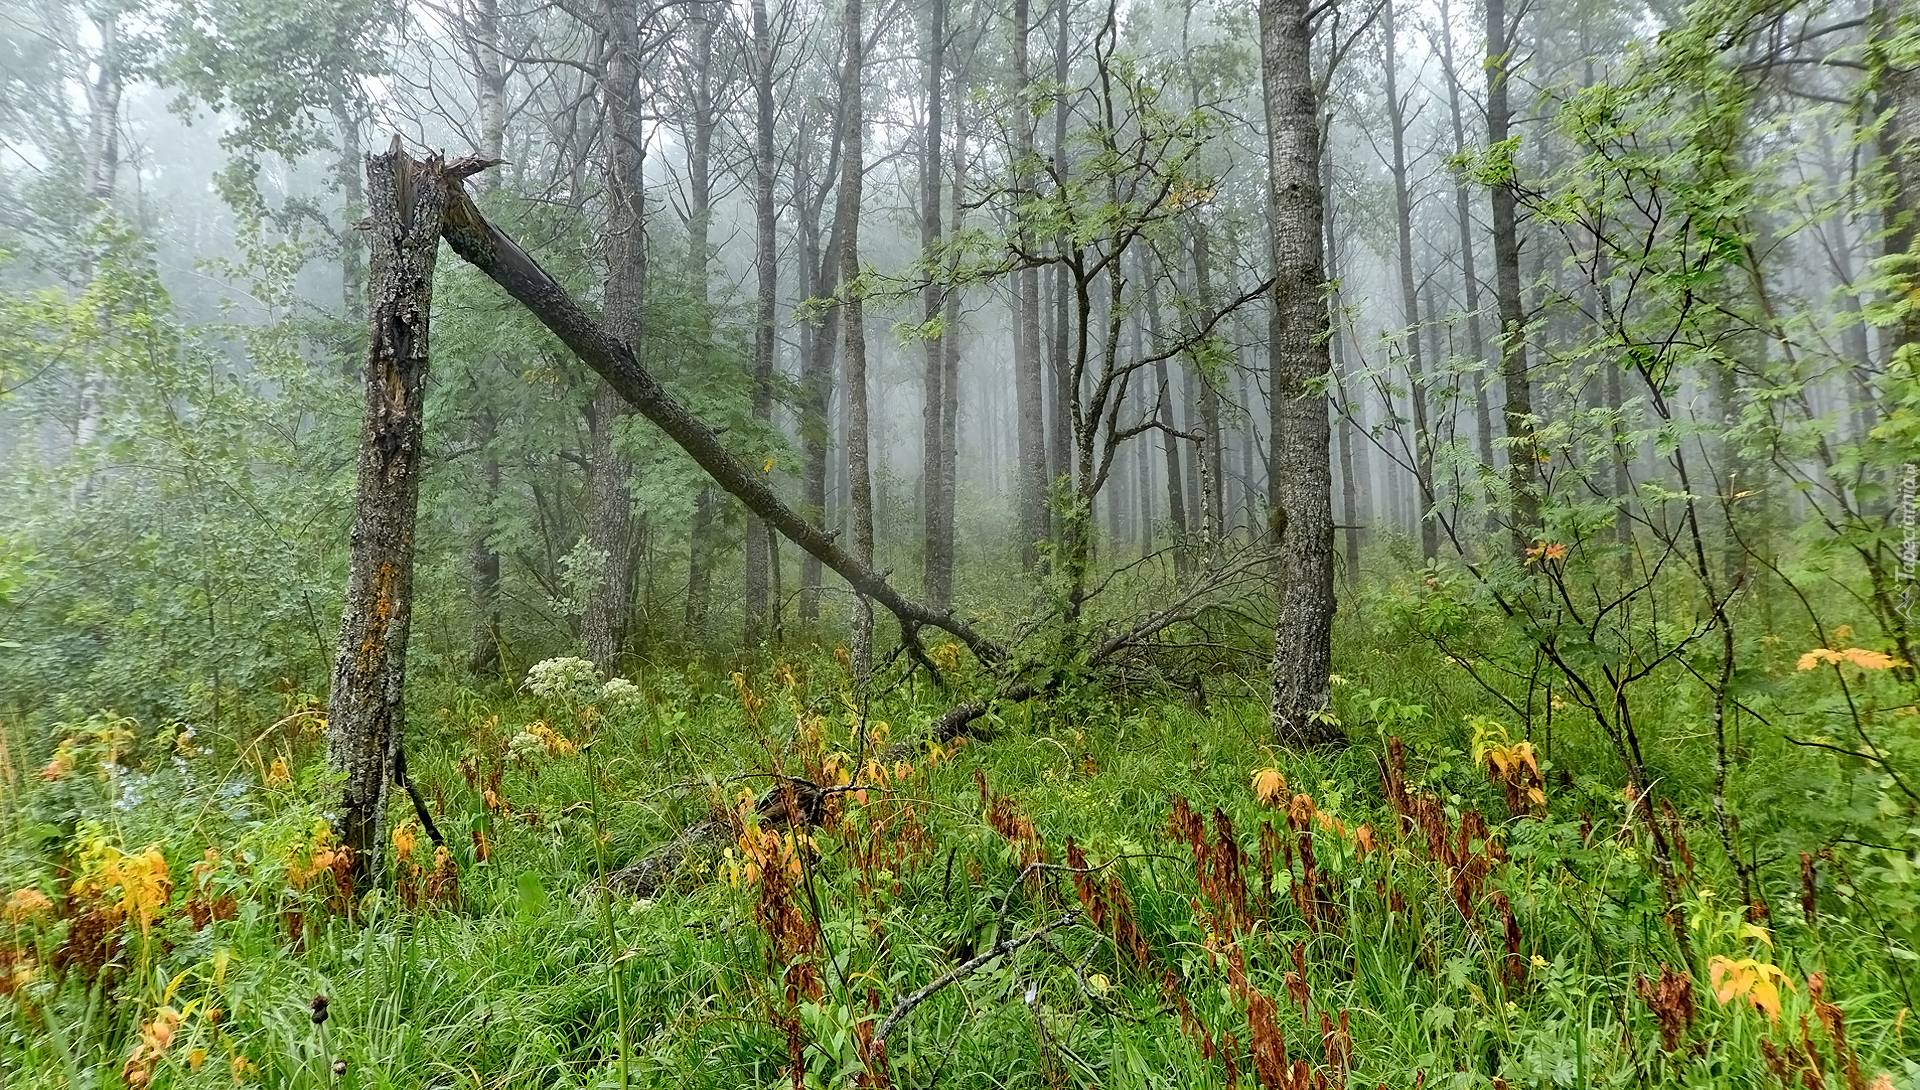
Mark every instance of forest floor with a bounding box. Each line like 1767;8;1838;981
3;617;1917;1089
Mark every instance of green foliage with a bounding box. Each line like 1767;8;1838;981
0;226;352;725
4;641;1916;1088
156;0;392;159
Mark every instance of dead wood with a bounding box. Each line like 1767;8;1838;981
602;776;824;899
434;183;1004;669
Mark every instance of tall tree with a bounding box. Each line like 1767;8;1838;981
577;0;647;672
1486;0;1537;551
838;0;875;684
461;0;510;676
930;49;969;610
1434;0;1494;471
1047;0;1073;517
678;5;728;641
921;0;950;607
794;96;843;624
1261;0;1339;747
1383;0;1438;561
1012;0;1048;567
740;0;781;643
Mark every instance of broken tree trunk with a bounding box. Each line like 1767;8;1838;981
328;141;496;882
434;184;1004;666
604;777;825;898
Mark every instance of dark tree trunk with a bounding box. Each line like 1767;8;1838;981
1323;143;1363;579
798;105;845;623
462;0;508;676
580;0;646;672
678;8;725;641
1384;0;1437;562
840;0;875;683
1487;0;1536;553
329;142;494;882
1260;0;1339;748
921;0;951;609
1013;0;1048;567
1437;0;1493;473
931;91;965;609
743;0;779;642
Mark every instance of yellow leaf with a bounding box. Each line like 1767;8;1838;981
1251;767;1287;807
1841;647;1906;670
1739;921;1773;948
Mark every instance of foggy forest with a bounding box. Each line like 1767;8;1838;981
3;0;1918;1084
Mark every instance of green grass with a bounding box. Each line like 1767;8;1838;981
2;619;1917;1089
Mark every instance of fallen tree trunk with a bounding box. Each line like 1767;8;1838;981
604;776;824;898
435;188;1003;668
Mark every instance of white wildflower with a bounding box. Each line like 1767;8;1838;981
524;656;602;703
600;677;643;714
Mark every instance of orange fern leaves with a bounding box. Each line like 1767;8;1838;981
1796;646;1907;671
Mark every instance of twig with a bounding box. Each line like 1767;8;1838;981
873;912;1079;1046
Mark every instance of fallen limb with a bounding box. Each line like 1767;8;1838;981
435;184;1003;668
872;912;1079;1047
874;681;1037;765
603;776;823;899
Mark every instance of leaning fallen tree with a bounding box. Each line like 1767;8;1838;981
329;138;1273;888
435;188;1005;669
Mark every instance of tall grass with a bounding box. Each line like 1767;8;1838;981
2;605;1915;1088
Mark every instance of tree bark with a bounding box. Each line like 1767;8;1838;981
329;142;495;882
1013;0;1048;567
682;7;728;642
1384;0;1437;562
839;0;876;685
1260;0;1340;748
1436;0;1494;472
921;0;951;609
463;0;508;675
1487;0;1536;554
798;102;846;623
742;0;780;642
931;87;966;610
579;0;646;672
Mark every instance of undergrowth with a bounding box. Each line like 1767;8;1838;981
2;624;1916;1089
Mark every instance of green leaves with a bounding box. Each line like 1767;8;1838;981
156;0;392;159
